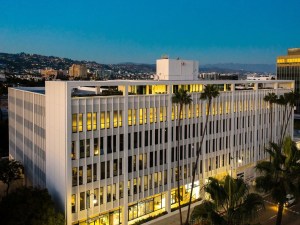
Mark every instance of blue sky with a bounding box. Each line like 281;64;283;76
0;0;299;64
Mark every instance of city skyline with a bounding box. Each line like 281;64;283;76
0;0;299;65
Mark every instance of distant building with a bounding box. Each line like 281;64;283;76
69;64;87;78
40;68;58;78
277;48;300;113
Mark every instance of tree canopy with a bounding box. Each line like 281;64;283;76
191;175;264;225
0;158;23;195
0;187;65;225
256;136;300;225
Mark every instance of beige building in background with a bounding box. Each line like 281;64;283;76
69;64;88;78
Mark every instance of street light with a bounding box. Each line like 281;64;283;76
86;192;98;224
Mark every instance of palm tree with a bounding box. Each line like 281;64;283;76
280;91;300;145
276;94;289;144
263;93;278;144
185;84;220;225
255;136;300;225
191;175;264;225
172;88;192;225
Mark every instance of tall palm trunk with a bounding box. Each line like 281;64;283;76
185;100;212;225
177;104;183;225
270;104;273;144
280;105;288;145
281;106;293;146
276;202;284;225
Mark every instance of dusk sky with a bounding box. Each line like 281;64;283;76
0;0;299;64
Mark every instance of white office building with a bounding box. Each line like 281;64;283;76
9;59;294;225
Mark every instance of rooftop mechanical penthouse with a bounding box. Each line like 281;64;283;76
8;59;294;225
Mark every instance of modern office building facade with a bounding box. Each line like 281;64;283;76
277;48;300;113
9;59;294;225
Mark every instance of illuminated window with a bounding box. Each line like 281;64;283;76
113;111;118;128
119;182;124;198
139;108;143;124
154;172;158;188
119;111;122;127
128;109;132;126
100;112;105;129
160;107;166;121
172;106;175;120
94;138;99;156
92;112;97;130
144;175;148;191
188;105;192;118
87;113;92;131
128;180;131;196
72;114;77;133
107;185;111;202
71;194;76;213
106;111;110;128
150;108;155;123
94;188;99;206
78;113;83;132
133;178;137;194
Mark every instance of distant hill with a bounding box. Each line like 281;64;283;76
201;63;276;74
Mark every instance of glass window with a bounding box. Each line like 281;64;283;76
87;112;92;131
80;140;84;158
72;167;77;186
71;141;76;160
100;112;105;129
139;108;143;124
92;112;97;130
128;109;132;126
107;160;110;178
94;138;99;156
100;187;103;204
71;194;76;213
78;113;83;132
112;183;116;201
119;158;123;175
80;192;85;211
106;111;110;128
93;163;97;182
113;159;118;176
128;180;131;196
107;185;111;202
113;111;118;128
119;111;122;127
101;162;105;180
133;178;137;194
144;175;148;191
119;181;124;199
94;188;99;207
79;166;83;185
86;139;90;157
72;114;77;133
